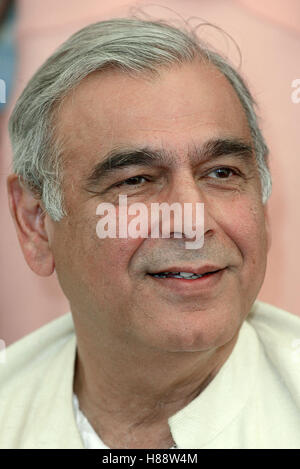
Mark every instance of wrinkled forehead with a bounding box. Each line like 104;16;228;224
54;61;252;172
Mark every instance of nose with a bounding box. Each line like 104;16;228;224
155;170;216;248
169;170;205;205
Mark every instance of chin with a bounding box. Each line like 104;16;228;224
148;307;243;353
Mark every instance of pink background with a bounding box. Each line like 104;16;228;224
1;0;299;345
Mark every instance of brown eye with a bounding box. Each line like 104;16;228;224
207;167;237;179
115;176;148;187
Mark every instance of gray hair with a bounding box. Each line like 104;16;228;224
9;18;271;221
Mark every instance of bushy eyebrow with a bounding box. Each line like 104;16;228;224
83;137;254;189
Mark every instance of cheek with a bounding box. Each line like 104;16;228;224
87;205;150;281
80;220;143;293
61;203;146;275
218;197;268;274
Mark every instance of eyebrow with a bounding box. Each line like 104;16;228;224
83;137;254;189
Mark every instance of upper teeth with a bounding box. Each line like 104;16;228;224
177;272;201;278
152;271;204;279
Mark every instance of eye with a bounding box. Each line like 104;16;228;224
206;167;238;179
114;175;149;187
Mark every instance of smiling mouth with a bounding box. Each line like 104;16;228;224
148;269;222;280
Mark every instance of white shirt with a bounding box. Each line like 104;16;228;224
1;300;300;448
72;392;177;449
72;393;109;449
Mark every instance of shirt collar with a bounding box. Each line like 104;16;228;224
67;314;260;449
168;320;260;448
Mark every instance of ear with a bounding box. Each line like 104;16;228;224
7;174;55;276
263;203;272;253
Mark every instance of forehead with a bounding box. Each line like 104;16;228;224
56;61;252;170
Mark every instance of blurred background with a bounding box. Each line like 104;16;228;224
0;0;299;345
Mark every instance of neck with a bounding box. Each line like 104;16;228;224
73;320;239;449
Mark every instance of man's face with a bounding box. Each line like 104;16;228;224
49;61;270;352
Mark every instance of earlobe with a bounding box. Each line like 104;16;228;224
7;174;55;276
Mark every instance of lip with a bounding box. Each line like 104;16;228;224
147;267;227;295
148;265;224;276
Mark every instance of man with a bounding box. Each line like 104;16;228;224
2;18;300;449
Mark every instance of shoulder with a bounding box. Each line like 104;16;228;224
247;300;300;404
248;300;300;345
0;313;78;448
0;312;74;386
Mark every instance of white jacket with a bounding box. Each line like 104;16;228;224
1;300;300;449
